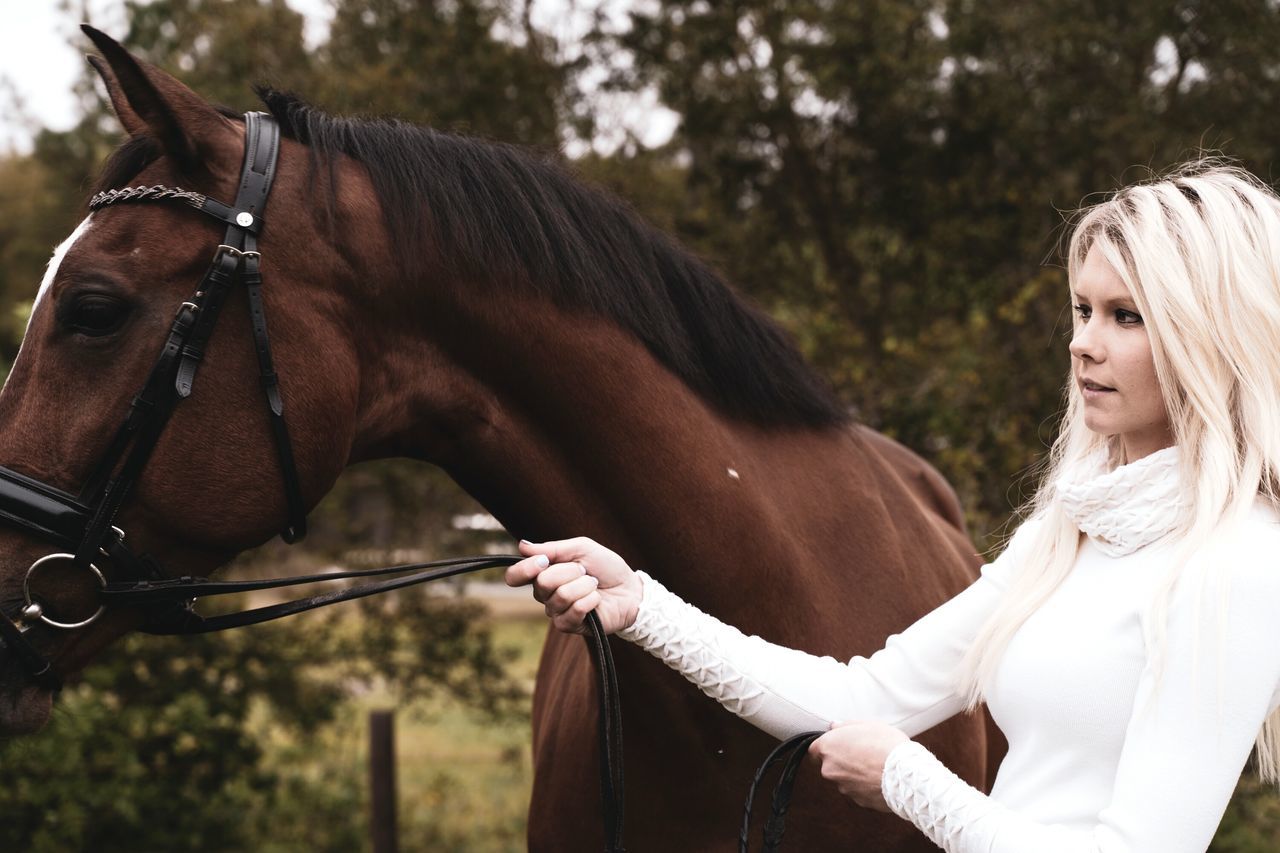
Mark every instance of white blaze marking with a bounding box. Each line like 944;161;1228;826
727;467;740;480
2;216;95;394
28;215;94;334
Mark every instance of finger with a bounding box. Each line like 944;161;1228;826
543;573;600;616
532;562;589;604
805;736;826;765
520;536;595;565
505;554;550;587
553;590;602;633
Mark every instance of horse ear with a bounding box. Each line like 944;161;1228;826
82;24;238;173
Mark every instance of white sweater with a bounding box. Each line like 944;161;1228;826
617;446;1280;852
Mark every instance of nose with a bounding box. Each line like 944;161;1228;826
1069;315;1104;363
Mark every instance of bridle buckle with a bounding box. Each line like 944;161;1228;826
215;244;262;260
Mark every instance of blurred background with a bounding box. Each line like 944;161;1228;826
2;0;1279;849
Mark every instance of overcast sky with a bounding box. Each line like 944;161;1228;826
0;0;332;151
0;0;674;155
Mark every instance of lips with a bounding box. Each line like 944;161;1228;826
1081;378;1115;392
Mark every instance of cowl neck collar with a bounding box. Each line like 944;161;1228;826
1055;445;1186;557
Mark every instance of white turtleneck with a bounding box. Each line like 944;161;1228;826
616;446;1280;851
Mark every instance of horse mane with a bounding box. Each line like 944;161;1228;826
96;91;851;429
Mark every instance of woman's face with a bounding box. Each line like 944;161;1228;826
1068;245;1174;463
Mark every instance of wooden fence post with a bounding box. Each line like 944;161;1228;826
370;709;398;853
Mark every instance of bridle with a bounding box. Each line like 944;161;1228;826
0;111;304;686
0;112;815;852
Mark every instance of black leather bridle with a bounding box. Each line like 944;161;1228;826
0;111;815;852
0;111;303;686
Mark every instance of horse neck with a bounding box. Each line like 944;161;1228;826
349;287;874;624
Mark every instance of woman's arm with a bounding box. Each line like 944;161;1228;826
507;521;1041;740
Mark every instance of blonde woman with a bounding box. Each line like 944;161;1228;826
507;162;1280;852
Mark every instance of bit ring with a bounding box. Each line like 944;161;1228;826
22;553;107;630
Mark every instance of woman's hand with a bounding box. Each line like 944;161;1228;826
807;720;910;812
506;537;644;635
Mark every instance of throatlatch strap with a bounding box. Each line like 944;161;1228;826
230;113;307;542
177;112;305;541
242;248;307;542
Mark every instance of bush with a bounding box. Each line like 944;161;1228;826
0;590;526;851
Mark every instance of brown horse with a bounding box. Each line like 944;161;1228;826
0;29;1001;850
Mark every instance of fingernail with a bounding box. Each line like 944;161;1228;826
589;576;599;586
534;555;549;568
519;539;531;545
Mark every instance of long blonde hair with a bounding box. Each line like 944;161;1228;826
953;159;1280;786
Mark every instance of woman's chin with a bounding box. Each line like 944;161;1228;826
0;682;53;734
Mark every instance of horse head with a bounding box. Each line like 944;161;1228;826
0;28;390;732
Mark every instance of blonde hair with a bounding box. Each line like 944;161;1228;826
953;159;1280;786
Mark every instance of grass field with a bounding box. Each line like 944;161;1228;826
254;613;548;852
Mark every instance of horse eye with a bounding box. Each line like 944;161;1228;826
63;294;130;336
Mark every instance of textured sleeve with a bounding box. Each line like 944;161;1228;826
879;533;1280;853
615;520;1043;740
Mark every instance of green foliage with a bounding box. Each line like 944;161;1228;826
0;592;527;851
121;0;319;112
320;0;566;145
1213;774;1280;852
586;0;1280;542
4;0;1280;844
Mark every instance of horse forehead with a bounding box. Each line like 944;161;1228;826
31;215;95;325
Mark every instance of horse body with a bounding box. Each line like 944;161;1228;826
0;31;1001;850
403;301;987;849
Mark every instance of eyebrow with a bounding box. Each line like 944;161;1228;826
1071;291;1138;309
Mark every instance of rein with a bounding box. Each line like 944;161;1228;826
0;111;816;851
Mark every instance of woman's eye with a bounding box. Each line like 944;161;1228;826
63;294;130;336
1116;309;1143;325
1073;304;1091;319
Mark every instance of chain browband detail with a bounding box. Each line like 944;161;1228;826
88;184;207;212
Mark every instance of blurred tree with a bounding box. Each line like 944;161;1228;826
0;122;120;361
319;0;567;146
0;591;525;852
581;0;1280;540
120;0;318;111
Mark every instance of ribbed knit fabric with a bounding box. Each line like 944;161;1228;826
617;447;1280;852
1055;445;1187;556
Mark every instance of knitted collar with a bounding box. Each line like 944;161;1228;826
1055;444;1186;557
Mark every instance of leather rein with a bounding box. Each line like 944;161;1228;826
0;112;813;852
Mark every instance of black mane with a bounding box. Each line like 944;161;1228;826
99;92;850;428
93;134;162;197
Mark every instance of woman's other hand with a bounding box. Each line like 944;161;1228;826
506;537;643;635
807;719;910;812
